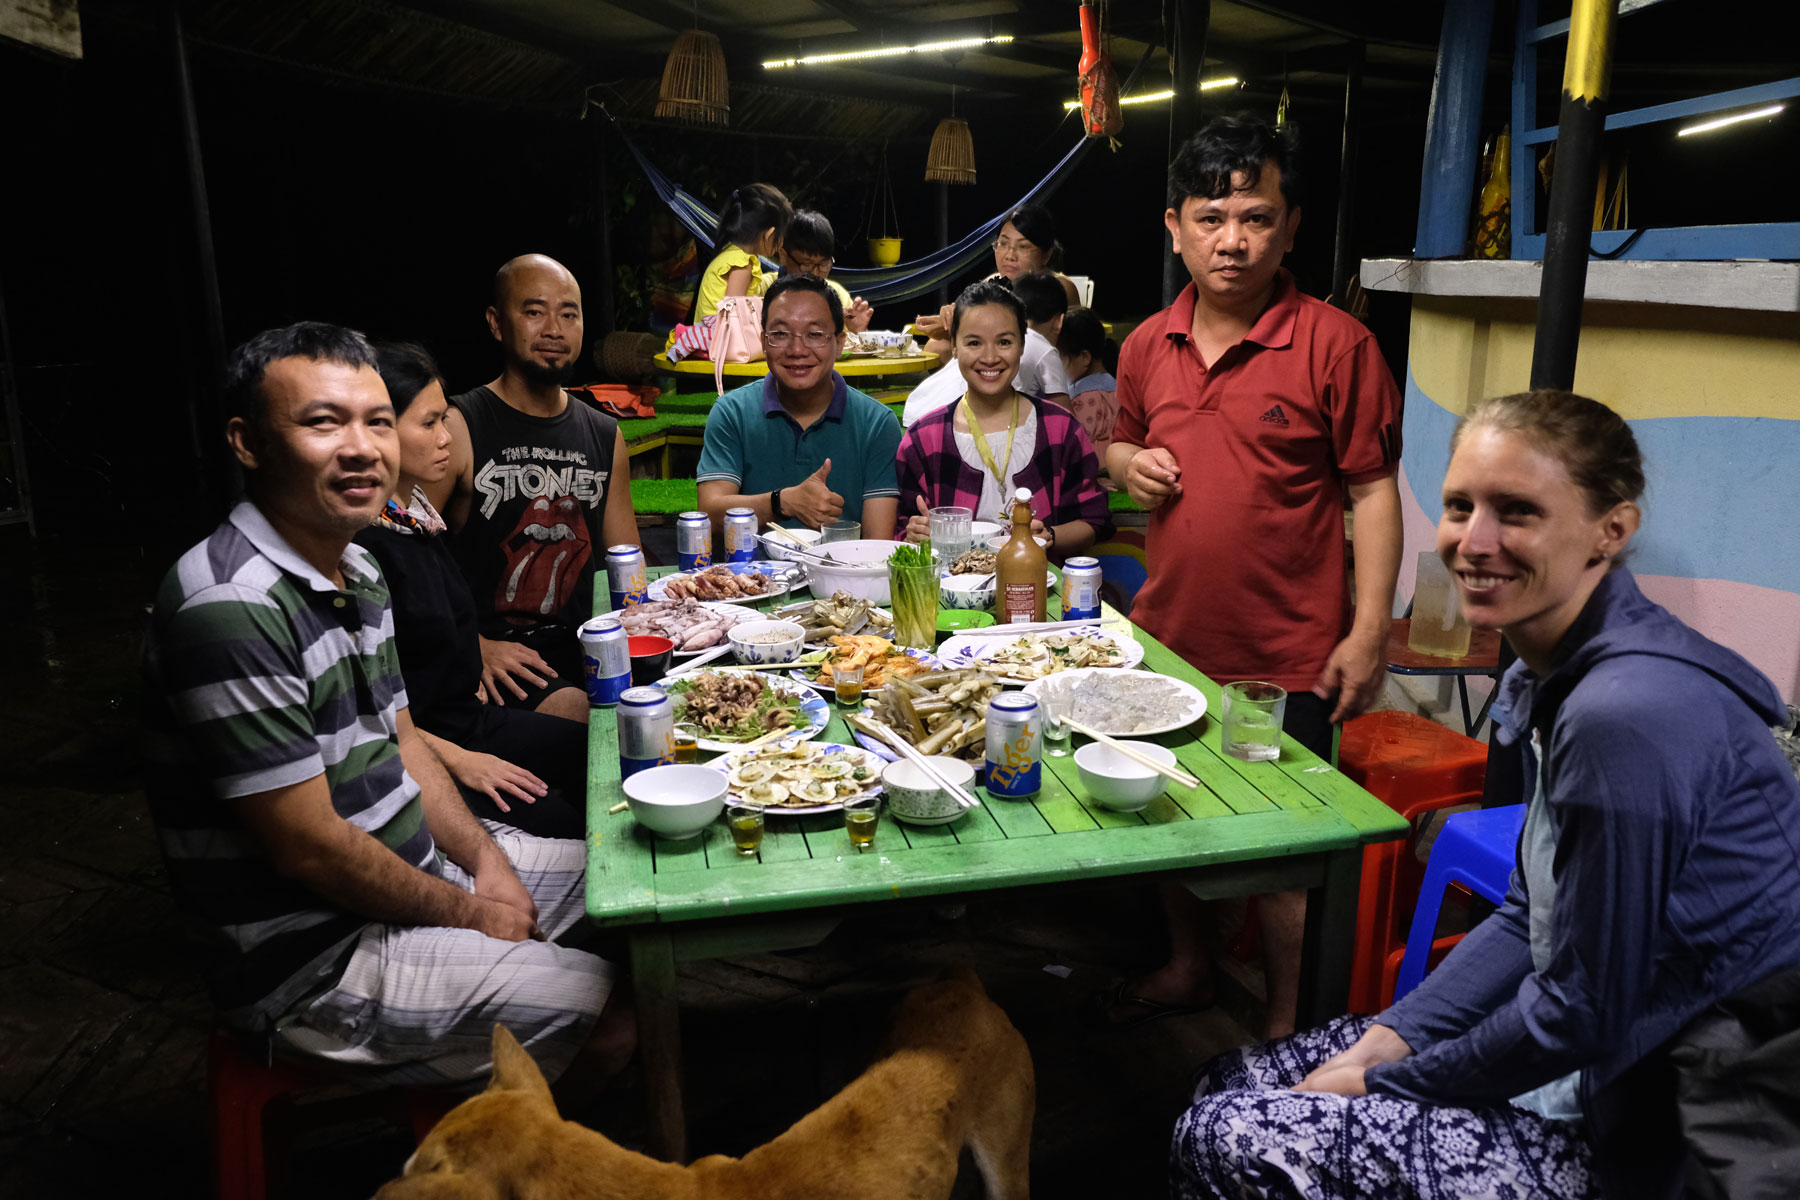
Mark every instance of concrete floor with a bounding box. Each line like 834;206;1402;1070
0;528;1255;1198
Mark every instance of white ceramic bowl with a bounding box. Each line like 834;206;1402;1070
1074;741;1178;813
969;520;1003;543
940;573;996;611
763;527;823;562
622;764;727;839
859;330;913;350
803;538;907;604
984;532;1051;552
882;756;977;822
728;619;807;665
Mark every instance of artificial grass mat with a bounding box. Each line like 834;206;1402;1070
629;477;1145;517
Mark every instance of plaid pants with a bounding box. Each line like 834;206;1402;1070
278;824;615;1086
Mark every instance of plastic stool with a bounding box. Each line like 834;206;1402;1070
209;1031;456;1200
1336;711;1489;1012
1392;805;1525;1001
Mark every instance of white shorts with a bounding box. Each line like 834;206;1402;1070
279;824;615;1086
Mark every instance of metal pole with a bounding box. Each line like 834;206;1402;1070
1530;0;1618;390
936;181;950;309
1163;0;1211;307
1414;0;1496;257
163;1;233;514
1331;40;1365;306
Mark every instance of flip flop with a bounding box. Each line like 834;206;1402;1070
1084;980;1215;1030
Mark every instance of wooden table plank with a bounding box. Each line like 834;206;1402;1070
586;707;658;923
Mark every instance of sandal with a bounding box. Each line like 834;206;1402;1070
1084;980;1215;1030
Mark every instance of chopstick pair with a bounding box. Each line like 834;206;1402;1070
1064;718;1200;789
847;714;981;811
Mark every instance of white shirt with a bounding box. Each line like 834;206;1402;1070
953;407;1040;523
902;327;1072;427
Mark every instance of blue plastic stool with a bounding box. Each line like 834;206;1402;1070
1392;805;1526;1000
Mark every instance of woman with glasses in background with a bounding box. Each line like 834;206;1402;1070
915;203;1080;362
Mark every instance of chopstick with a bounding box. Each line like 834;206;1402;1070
954;618;1130;636
847;714;980;811
1065;718;1199;789
661;642;735;676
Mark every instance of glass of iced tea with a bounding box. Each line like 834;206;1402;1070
833;662;866;707
726;803;764;858
672;730;698;764
843;795;879;852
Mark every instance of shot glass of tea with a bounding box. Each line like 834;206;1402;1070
843;795;879;852
833;662;866;707
672;730;698;764
727;803;765;858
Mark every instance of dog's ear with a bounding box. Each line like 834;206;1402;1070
486;1024;554;1101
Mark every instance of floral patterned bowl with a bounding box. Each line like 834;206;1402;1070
940;573;996;611
728;620;807;665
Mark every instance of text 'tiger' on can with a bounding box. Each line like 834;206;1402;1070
618;686;676;778
605;544;649;610
723;507;758;563
984;692;1042;799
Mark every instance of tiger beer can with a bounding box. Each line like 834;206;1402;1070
618;686;676;779
578;616;631;707
675;511;712;572
1061;557;1103;623
605;545;650;610
723;507;758;563
983;693;1042;799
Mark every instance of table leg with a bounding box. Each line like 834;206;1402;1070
629;928;686;1163
1295;848;1360;1029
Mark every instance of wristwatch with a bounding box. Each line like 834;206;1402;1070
770;487;785;520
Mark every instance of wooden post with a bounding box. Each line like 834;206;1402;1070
591;116;617;338
1331;41;1365;306
1414;0;1496;257
1162;0;1211;306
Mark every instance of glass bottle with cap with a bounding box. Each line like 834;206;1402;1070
995;487;1047;624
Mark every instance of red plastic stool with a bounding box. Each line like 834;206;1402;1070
1336;711;1489;1013
209;1031;459;1200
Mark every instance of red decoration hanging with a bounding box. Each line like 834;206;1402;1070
1078;2;1122;139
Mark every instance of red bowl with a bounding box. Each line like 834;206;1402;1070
628;635;676;685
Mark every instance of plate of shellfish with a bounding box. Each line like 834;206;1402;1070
711;740;886;815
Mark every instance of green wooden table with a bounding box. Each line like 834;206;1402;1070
587;568;1405;1161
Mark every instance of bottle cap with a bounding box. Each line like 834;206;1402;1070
1013;487;1031;502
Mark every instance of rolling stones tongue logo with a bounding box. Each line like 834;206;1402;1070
498;496;592;619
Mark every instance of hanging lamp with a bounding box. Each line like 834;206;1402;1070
655;6;729;127
925;85;976;184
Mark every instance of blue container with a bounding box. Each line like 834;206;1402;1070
618;686;676;779
579;616;631;707
605;545;650;610
723;507;758;563
984;692;1042;799
675;511;712;572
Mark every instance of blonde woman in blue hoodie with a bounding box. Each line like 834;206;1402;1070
1173;390;1800;1200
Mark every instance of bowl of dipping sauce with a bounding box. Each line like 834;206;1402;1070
727;619;807;665
628;635;676;685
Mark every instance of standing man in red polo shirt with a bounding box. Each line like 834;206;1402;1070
1102;115;1402;1037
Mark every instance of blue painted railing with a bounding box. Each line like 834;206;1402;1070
1510;0;1795;262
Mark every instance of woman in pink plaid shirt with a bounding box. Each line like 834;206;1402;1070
895;280;1111;560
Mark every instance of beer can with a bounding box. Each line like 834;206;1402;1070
984;692;1042;799
618;686;676;779
578;616;631;707
1061;556;1103;623
723;507;758;563
675;511;712;572
605;545;649;610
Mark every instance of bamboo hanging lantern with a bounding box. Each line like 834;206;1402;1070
655;29;730;126
925;117;976;183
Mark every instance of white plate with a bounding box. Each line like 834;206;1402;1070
710;741;885;815
796;643;940;685
1022;667;1207;737
648;561;799;603
656;669;829;753
935;626;1144;682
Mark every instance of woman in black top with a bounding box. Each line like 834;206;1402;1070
355;343;587;838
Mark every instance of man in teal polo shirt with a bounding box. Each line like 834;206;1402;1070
697;274;901;537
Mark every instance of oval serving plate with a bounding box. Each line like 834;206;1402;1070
710;741;885;816
647;561;800;603
656;669;829;753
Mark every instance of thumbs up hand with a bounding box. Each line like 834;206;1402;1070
903;493;932;544
785;458;845;529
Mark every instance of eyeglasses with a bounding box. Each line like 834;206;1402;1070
994;237;1038;257
764;330;836;349
784;253;832;275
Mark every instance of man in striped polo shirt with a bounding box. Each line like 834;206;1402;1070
142;322;628;1086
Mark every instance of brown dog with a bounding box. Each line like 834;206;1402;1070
376;968;1034;1199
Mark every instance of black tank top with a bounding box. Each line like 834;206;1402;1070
449;386;619;637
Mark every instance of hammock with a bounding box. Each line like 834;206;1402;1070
601;41;1153;305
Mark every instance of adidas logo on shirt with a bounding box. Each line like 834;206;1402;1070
1259;404;1290;427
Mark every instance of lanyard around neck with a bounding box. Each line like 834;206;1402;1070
960;393;1021;491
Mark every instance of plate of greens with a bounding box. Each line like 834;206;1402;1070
656;669;829;753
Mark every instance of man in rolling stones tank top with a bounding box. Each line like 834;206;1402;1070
437;254;642;716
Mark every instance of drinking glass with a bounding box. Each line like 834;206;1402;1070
1039;687;1073;757
832;662;866;707
844;795;880;851
672;730;698;764
820;519;861;544
726;803;765;858
887;554;939;649
928;505;973;568
1220;681;1287;762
